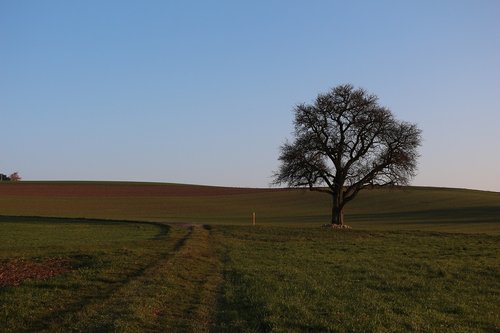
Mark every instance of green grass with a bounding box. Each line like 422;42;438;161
0;217;160;256
1;182;499;331
2;219;498;332
0;217;221;332
214;226;500;332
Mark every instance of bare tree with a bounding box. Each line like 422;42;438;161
273;84;421;227
9;172;21;181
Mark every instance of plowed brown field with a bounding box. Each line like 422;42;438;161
0;182;299;223
0;182;278;197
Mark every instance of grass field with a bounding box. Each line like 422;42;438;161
214;226;499;332
0;217;221;332
1;182;499;332
1;181;499;231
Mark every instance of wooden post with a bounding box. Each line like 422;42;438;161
252;212;256;226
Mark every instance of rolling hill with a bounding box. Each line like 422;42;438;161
1;181;499;232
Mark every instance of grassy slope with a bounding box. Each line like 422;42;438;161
1;182;499;332
0;182;499;233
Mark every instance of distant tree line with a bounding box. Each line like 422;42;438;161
0;172;21;181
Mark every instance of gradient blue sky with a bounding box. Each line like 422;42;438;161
1;1;499;191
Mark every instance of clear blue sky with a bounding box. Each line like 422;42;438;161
1;1;499;191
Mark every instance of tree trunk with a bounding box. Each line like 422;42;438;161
331;197;344;226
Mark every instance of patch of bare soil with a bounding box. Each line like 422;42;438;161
0;258;73;288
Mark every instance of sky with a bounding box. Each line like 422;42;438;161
1;1;499;191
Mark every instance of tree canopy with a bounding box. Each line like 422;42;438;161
273;84;421;226
0;172;21;181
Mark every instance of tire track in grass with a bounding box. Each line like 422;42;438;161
37;224;222;332
156;224;222;332
25;224;190;332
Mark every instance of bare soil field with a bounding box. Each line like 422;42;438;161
0;182;280;197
